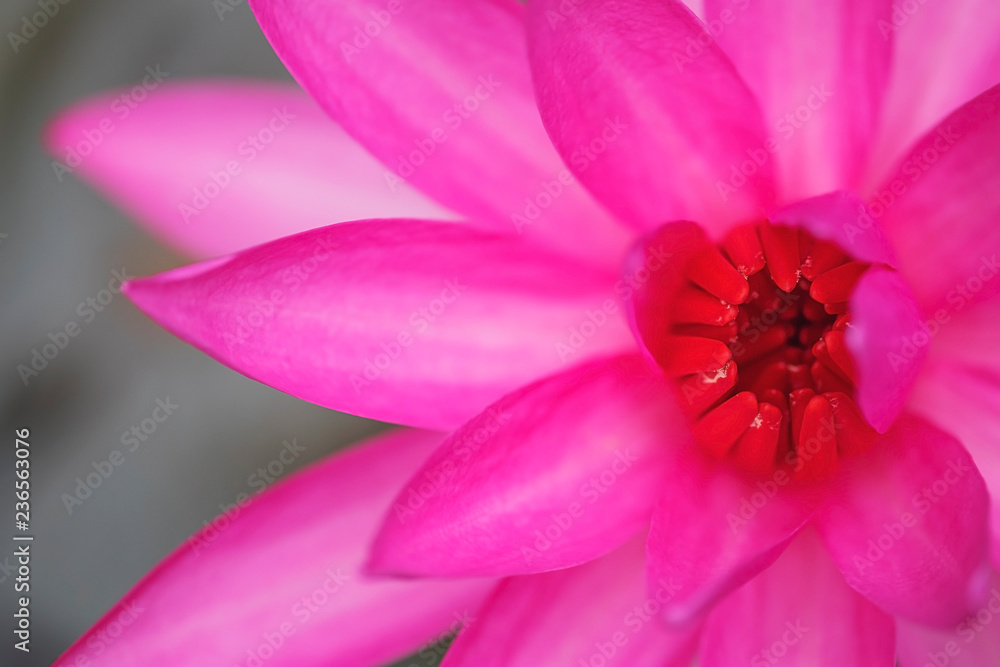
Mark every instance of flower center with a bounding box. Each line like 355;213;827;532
665;222;878;481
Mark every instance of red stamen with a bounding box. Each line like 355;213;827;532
693;391;758;459
732;402;783;476
788;387;816;444
761;389;792;459
688;244;750;304
785;361;811;391
673;322;738;344
822;330;856;382
675;362;739;419
794;395;838;482
827;392;878;457
810;261;868;304
801;240;849;281
823;301;850;315
660;222;882;482
802;297;829;323
722;225;765;277
658;336;732;376
759;223;801;292
742;359;791;396
732;322;794;364
811;337;851;383
672;286;739;326
745;270;788;315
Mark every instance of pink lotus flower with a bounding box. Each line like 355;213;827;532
47;0;1000;665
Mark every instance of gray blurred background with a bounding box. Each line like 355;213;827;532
0;1;394;664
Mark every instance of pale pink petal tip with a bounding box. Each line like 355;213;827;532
44;81;455;257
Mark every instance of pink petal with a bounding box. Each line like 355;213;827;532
815;414;992;627
872;84;1000;311
844;260;1000;553
847;268;927;432
705;0;893;201
909;359;1000;570
53;429;494;667
768;191;898;268
646;443;820;625
441;536;700;667
866;1;1000;185
248;0;629;264
683;0;705;18
919;296;1000;372
700;530;896;667
896;572;1000;667
124;219;634;431
43;81;453;258
525;0;775;235
368;355;681;577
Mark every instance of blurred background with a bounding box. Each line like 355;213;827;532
0;1;392;663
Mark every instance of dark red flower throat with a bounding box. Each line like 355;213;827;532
653;222;879;482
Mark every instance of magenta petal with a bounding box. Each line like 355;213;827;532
53;429;494;667
248;0;629;264
705;0;893;201
368;355;681;577
873;84;1000;311
684;0;705;16
867;1;1000;184
441;536;700;667
43;81;453;258
815;414;992;627
646;446;819;625
920;297;1000;372
767;191;898;268
700;530;896;667
526;0;775;235
124;220;634;430
847;268;927;432
896;572;1000;667
909;359;1000;570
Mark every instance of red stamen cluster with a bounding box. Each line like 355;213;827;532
663;222;878;481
